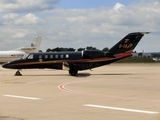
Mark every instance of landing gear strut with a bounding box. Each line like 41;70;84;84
15;70;22;76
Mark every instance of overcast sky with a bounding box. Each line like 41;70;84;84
0;0;160;52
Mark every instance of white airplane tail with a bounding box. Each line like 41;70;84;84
15;36;42;53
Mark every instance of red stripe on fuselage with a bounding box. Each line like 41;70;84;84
9;50;133;66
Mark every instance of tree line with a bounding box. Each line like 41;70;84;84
45;46;109;52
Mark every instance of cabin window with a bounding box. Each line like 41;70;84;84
55;55;58;58
66;54;69;58
39;55;42;59
50;55;53;58
60;54;64;58
28;54;33;59
45;55;48;59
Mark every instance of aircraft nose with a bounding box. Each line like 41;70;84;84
2;62;10;68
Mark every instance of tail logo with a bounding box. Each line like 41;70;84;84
31;43;34;47
31;43;36;47
119;39;133;49
124;39;129;43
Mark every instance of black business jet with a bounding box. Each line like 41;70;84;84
2;32;149;76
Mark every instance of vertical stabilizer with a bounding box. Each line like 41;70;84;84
17;36;42;53
108;32;149;55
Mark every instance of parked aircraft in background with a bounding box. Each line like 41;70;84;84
151;53;160;62
0;36;42;62
2;32;149;76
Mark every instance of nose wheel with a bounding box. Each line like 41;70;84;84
15;70;22;76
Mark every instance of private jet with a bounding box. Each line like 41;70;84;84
151;53;160;62
2;32;149;76
0;36;42;62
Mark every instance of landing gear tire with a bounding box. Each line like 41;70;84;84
69;70;78;76
15;70;22;76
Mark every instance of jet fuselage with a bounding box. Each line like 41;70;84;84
2;32;149;76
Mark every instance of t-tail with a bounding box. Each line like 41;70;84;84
16;36;42;53
108;32;149;55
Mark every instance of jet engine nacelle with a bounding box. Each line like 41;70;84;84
82;50;105;59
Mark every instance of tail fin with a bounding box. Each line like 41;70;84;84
108;32;149;54
17;36;42;53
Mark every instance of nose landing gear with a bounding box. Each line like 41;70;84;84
15;70;22;76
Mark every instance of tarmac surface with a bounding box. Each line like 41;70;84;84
0;63;160;120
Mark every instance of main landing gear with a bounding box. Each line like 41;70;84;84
69;66;78;76
69;69;78;76
15;70;22;76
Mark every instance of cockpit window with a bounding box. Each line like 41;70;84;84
22;54;29;59
28;54;33;59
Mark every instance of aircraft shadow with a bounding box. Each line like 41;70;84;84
76;73;91;77
90;73;133;76
22;73;91;77
67;72;132;77
21;73;132;77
